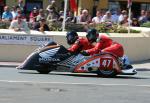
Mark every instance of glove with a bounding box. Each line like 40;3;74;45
80;51;89;56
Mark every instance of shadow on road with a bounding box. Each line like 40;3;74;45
50;72;149;79
133;59;150;64
136;68;150;71
18;71;150;79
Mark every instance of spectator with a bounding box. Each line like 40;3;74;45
72;9;83;23
2;6;13;22
112;9;121;23
101;11;113;23
29;7;39;23
11;6;18;20
131;18;140;27
58;10;64;22
79;9;91;24
16;7;25;18
17;0;25;14
36;9;46;22
9;14;30;32
46;0;58;16
91;10;102;24
33;17;50;32
118;10;127;24
46;5;59;22
66;11;74;22
145;10;150;21
120;15;129;26
58;10;74;22
46;0;57;13
138;10;147;25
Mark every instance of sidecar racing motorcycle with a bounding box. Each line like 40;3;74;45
16;41;137;77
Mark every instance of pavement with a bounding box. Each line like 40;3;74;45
0;62;21;67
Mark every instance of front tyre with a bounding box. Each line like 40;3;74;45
37;69;51;74
97;69;117;77
36;65;56;74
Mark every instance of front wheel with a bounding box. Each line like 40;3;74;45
37;70;51;74
97;69;117;77
36;65;56;74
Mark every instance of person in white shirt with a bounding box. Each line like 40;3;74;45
11;6;18;20
92;10;102;24
9;14;30;32
118;10;127;24
101;11;113;23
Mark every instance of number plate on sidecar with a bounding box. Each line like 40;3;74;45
100;58;113;70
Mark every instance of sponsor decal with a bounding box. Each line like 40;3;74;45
0;35;53;46
39;57;60;62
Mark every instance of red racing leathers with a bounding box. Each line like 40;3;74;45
68;37;94;53
86;34;124;57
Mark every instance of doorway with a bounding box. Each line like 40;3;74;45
132;2;141;18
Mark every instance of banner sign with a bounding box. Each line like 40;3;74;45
0;35;53;46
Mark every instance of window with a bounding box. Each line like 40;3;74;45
108;1;120;14
141;3;150;10
25;0;43;12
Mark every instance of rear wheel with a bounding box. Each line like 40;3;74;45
97;69;117;77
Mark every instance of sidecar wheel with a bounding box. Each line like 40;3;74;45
97;69;117;77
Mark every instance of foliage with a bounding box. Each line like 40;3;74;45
141;22;150;28
0;22;10;29
89;22;141;33
47;21;141;33
47;21;85;32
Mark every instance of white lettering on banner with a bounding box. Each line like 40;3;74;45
0;35;53;46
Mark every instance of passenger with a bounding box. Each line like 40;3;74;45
81;28;132;69
66;31;94;54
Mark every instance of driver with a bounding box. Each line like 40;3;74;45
66;30;94;54
82;28;132;69
83;28;124;57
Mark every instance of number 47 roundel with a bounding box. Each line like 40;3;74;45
100;58;113;70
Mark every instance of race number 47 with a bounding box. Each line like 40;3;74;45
100;58;113;70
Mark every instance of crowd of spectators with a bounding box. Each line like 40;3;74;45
0;0;150;32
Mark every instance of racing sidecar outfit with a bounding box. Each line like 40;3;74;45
86;34;124;57
68;37;94;53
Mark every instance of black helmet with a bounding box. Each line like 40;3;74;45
66;31;78;45
86;29;98;43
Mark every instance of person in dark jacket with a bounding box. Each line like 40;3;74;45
33;17;50;31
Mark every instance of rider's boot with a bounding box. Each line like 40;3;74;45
120;55;133;70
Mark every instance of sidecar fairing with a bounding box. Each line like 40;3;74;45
72;53;137;77
17;41;137;76
16;43;72;74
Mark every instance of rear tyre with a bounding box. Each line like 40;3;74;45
97;69;117;77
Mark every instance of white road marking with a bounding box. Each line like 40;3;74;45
0;80;150;87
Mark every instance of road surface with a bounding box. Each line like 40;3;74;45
0;61;150;103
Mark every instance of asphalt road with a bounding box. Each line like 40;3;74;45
0;62;150;103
